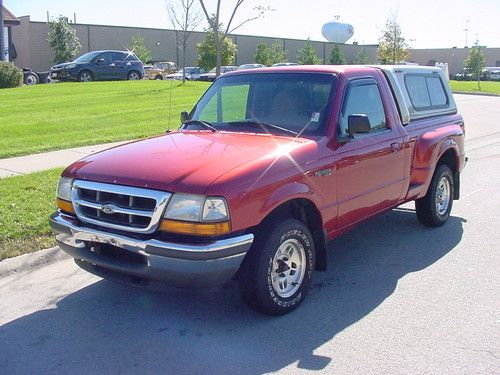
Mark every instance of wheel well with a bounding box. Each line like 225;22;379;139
437;148;460;199
259;199;328;271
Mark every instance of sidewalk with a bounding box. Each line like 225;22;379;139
0;141;129;178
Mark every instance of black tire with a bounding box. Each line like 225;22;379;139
78;70;93;82
416;164;454;227
127;70;141;80
24;73;38;85
238;218;315;316
154;74;163;80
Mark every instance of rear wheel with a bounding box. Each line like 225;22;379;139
416;164;454;227
24;73;38;85
154;74;163;80
128;71;141;80
78;70;93;82
238;218;315;315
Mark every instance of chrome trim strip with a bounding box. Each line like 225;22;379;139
51;213;254;255
75;200;154;218
71;180;171;234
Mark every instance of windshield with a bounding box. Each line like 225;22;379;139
190;73;336;137
74;51;101;63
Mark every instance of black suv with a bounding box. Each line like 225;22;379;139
50;50;145;82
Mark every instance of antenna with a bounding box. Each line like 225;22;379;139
168;79;173;130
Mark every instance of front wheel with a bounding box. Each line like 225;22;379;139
416;164;454;227
78;70;93;82
127;71;141;80
238;219;315;315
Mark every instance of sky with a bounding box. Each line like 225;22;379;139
4;0;500;49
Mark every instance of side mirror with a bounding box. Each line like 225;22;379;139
348;114;371;136
180;111;189;124
95;58;105;64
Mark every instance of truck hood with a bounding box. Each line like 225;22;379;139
63;131;308;194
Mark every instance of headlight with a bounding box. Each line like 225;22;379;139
163;193;229;222
65;64;76;69
57;177;73;201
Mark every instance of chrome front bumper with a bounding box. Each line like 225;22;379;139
49;212;254;288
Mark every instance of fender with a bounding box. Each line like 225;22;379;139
408;124;463;199
261;181;317;214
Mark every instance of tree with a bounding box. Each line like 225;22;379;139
167;0;203;82
254;41;286;66
328;44;345;65
298;39;321;65
269;41;287;65
377;15;410;64
197;29;237;71
353;48;369;64
464;41;485;91
47;16;81;64
198;0;269;76
254;41;271;66
127;34;152;64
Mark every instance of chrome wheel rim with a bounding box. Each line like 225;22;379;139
26;75;36;85
271;238;306;298
80;72;91;82
129;72;140;80
436;176;451;215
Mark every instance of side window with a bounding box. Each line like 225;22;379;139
112;52;126;62
405;75;430;108
339;82;387;136
405;74;449;110
97;52;113;64
426;77;447;106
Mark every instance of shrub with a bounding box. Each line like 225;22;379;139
0;61;23;89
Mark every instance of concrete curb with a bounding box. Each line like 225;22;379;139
0;246;70;278
452;91;500;97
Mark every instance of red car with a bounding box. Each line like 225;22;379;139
50;65;466;315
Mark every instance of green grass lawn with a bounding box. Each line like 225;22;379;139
0;168;62;260
449;80;500;95
0;80;210;158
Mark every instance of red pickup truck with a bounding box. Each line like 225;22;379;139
50;65;466;315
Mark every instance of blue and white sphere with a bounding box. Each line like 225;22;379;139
321;21;354;43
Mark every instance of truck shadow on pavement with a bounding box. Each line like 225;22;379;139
0;208;465;374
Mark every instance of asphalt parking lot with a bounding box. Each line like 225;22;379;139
0;94;499;374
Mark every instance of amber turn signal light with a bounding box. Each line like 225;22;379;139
159;219;231;236
56;198;74;214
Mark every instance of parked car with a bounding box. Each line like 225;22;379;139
196;65;238;81
272;62;299;67
144;61;178;80
50;65;465;315
238;63;266;70
50;50;145;82
490;71;500;81
165;66;206;81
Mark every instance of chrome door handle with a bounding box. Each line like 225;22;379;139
390;142;401;153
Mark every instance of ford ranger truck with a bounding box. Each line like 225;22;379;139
50;65;466;316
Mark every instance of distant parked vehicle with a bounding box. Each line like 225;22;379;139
165;67;206;81
490;71;500;81
196;66;238;82
50;50;145;82
272;62;299;67
238;63;266;70
144;61;178;80
22;68;53;85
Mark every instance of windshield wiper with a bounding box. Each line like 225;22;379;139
227;120;298;136
182;120;217;132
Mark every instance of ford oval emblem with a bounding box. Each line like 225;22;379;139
101;204;115;215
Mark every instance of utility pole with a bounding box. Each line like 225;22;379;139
464;20;469;48
0;0;5;61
